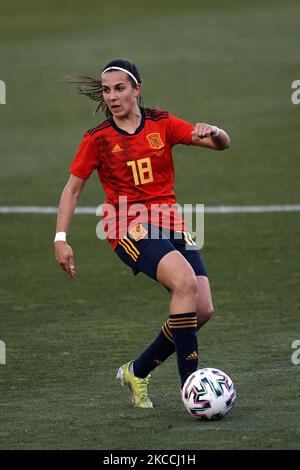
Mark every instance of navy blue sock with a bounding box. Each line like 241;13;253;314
133;320;175;378
169;312;198;387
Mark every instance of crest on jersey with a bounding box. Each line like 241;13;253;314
128;223;148;241
146;133;164;149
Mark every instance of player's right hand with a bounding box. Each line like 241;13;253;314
54;241;76;278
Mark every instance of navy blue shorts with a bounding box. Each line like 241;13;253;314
115;223;207;282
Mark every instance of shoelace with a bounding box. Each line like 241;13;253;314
136;375;151;400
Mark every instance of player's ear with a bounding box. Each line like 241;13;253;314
134;84;141;98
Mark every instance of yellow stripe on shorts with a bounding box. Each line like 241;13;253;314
183;231;196;246
123;236;140;256
119;239;139;262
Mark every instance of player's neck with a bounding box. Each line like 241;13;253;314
113;106;142;134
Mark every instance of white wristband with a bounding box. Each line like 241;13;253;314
54;231;67;242
210;126;220;137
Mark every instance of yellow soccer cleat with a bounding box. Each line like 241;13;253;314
116;361;153;409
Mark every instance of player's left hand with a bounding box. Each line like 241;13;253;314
191;123;217;141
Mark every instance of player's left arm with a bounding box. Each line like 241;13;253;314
191;123;230;150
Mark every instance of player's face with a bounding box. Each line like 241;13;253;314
101;71;140;118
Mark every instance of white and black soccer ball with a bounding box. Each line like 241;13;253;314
182;368;237;420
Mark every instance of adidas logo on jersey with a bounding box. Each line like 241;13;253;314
112;144;122;153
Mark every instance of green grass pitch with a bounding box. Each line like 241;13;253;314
0;0;300;450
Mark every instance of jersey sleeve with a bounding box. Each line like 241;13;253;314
167;114;194;147
69;132;100;180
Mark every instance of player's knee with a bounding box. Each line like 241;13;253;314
173;273;198;299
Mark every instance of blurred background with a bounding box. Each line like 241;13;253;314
0;0;299;450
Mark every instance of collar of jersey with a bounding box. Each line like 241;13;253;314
109;107;145;136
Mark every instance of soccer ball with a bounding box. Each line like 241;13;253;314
182;368;236;420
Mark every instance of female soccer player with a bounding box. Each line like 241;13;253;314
54;58;230;408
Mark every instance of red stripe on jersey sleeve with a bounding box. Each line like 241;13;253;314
167;114;194;147
69;132;100;180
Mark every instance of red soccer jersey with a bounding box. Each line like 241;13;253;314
69;108;194;248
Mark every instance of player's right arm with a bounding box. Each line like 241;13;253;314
54;174;86;278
